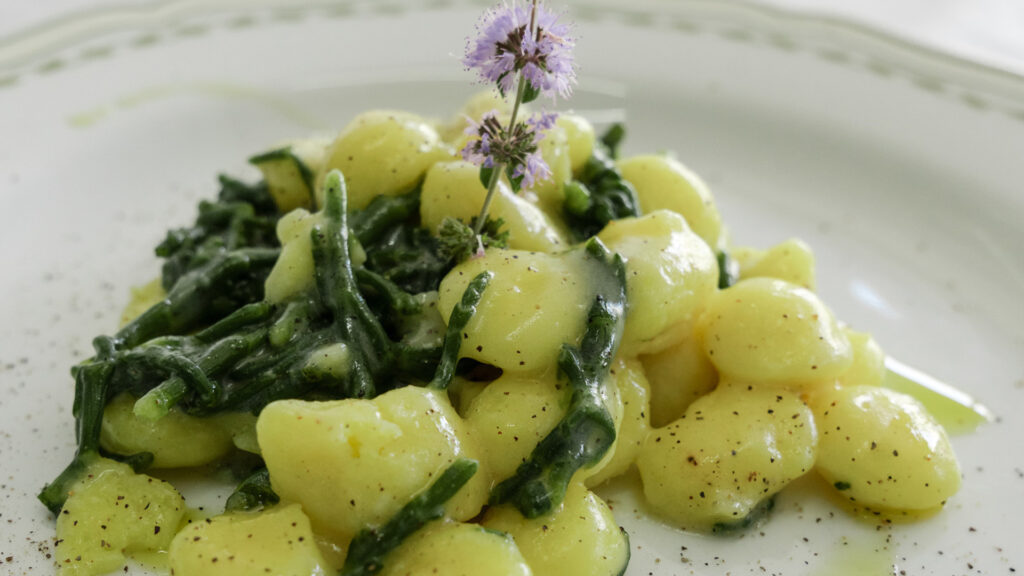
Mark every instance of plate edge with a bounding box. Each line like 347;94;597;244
1;0;1024;109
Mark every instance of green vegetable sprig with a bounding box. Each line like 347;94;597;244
429;271;493;390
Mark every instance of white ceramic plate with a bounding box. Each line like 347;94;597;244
2;1;1023;574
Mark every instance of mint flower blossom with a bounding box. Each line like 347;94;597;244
461;111;557;190
449;0;575;239
463;2;576;101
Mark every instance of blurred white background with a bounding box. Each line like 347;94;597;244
1;0;1023;76
762;0;1024;75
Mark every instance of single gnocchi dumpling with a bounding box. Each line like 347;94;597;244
483;482;629;576
598;210;718;356
617;154;724;250
100;393;234;468
806;385;960;511
256;387;490;544
637;382;817;531
318;110;452;210
696;277;853;387
420;161;568;253
584;357;651;487
732;238;817;291
640;335;718;428
379;520;532;576
168;504;329;576
438;248;598;374
55;457;185;576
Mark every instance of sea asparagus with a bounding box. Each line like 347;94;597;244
40;170;486;515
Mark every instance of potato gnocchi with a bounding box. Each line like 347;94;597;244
44;94;972;576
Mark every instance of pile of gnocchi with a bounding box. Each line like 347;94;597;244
52;93;962;576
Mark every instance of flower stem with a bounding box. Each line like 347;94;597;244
473;73;529;235
508;72;527;130
474;161;505;234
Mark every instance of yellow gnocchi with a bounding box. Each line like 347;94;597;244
168;504;329;576
100;393;234;468
256;387;490;544
637;382;817;531
55;458;185;576
318;110;452;210
807;385;960;511
696;277;853;387
598;210;719;356
437;248;595;374
483;482;629;576
379;521;533;576
732;238;817;291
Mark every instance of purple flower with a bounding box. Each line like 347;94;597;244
527;111;558;135
463;1;576;100
460;112;499;167
513;150;552;190
460;110;558;190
